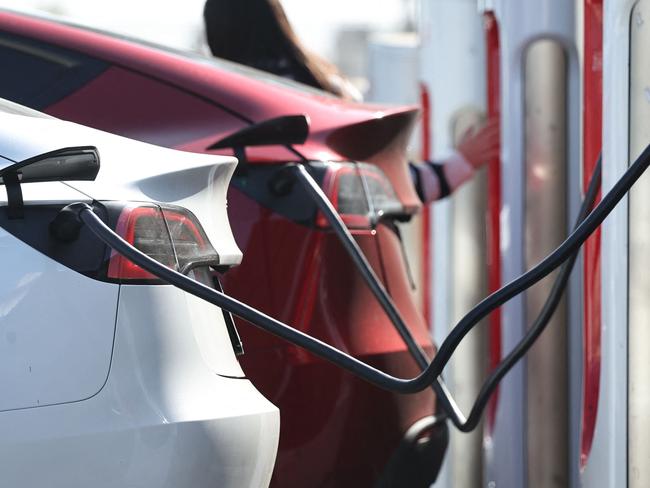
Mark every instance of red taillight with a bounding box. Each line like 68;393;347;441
108;205;173;280
318;162;404;228
162;208;208;272
108;204;216;282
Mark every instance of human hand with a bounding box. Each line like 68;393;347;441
456;117;500;169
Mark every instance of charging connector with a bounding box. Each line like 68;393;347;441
49;202;88;242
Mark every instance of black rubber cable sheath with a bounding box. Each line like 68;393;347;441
292;163;464;423
78;203;435;390
293;157;601;431
77;142;648;394
458;156;601;430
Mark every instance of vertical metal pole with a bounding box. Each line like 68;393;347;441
627;2;650;486
487;1;579;486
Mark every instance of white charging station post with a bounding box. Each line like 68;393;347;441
422;0;581;486
419;1;487;486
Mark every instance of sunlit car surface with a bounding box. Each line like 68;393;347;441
0;10;447;486
0;99;278;487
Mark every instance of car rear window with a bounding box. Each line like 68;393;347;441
0;30;108;110
2;9;336;100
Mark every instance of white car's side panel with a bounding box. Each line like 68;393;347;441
0;183;118;412
0;374;278;487
0;239;278;487
117;285;246;380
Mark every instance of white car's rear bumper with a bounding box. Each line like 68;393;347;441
0;285;279;487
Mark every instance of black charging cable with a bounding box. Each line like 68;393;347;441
292;163;465;425
70;143;646;396
461;157;601;430
292;157;600;431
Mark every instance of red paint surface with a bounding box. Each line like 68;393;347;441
483;11;502;434
226;196;435;485
0;11;441;484
0;10;423;212
420;83;432;327
581;0;603;470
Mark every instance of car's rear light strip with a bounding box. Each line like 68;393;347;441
229;161;407;231
316;162;405;229
107;203;218;283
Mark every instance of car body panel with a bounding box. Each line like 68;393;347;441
0;183;117;412
0;104;279;486
227;204;435;485
0;286;278;488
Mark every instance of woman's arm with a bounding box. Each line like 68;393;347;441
411;118;500;204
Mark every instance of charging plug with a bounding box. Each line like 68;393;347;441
49;202;89;242
268;166;296;196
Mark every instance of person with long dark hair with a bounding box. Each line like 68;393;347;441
204;0;360;99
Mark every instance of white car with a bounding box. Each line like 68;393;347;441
0;99;279;487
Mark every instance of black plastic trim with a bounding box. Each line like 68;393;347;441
0;147;100;184
230;162;326;227
0;201;111;278
3;171;23;219
208;114;309;150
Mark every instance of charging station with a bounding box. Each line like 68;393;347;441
421;0;582;486
421;1;650;486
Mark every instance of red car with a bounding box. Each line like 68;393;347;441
0;10;447;486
